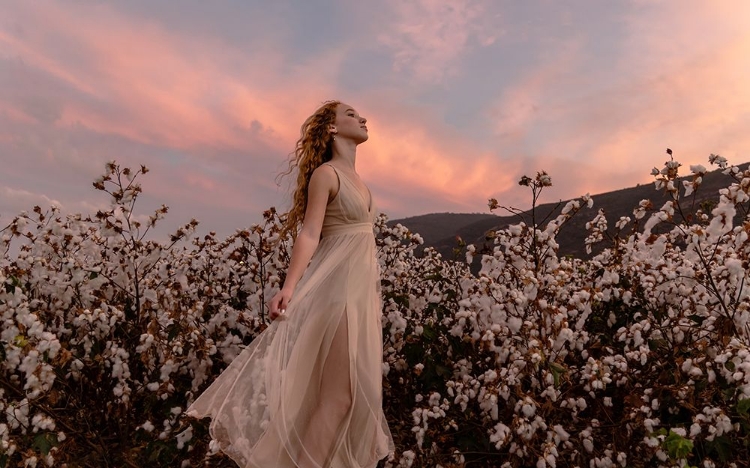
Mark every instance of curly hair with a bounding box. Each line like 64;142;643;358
278;100;340;240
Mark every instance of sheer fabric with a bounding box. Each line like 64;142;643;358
187;164;394;467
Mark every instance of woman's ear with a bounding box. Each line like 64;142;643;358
328;124;337;135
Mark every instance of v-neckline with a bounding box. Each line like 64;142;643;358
327;164;372;213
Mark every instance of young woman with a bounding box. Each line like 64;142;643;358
187;101;394;467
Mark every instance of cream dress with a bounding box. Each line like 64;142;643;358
187;163;394;467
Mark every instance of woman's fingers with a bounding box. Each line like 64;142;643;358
267;290;291;321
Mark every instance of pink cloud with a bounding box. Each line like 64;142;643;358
3;0;750;236
379;0;499;83
352;100;522;215
1;2;347;155
479;3;750;205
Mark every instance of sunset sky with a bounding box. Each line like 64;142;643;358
2;1;749;239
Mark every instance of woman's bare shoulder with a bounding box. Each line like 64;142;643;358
309;163;339;193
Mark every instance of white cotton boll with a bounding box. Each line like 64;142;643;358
726;258;744;278
508;317;522;333
644;436;660;447
140;421;155;432
582;438;594;453
690;423;702;437
490;423;511;449
644;418;656;432
553;425;570;443
683;181;695;197
399;450;416;468
208;439;222;454
175;426;193;450
690;164;707;174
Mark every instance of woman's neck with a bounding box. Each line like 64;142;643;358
331;141;358;172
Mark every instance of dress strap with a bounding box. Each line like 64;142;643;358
322;163;341;201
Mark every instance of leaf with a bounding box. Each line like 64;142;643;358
686;314;705;325
706;435;733;462
32;432;58;455
549;362;567;387
435;363;451;378
167;324;180;342
13;335;27;347
4;275;21;293
664;430;693;459
737;398;750;418
422;324;437;342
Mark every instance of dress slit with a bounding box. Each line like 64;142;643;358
298;308;353;467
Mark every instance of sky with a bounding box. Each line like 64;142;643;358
1;0;750;240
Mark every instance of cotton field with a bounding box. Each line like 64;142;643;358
2;156;750;467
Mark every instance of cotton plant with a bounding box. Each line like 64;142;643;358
3;156;750;467
0;163;286;466
380;156;750;467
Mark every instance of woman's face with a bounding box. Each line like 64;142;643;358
331;103;368;144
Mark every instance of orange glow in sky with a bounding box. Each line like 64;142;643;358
2;1;750;238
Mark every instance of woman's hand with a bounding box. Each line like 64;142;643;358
269;288;293;320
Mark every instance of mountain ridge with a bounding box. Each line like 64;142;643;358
391;162;750;261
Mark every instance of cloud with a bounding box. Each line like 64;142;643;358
0;1;356;236
378;0;499;83
350;98;521;216
0;2;350;153
0;185;63;216
475;1;750;206
2;0;750;238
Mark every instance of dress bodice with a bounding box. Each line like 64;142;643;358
321;164;375;238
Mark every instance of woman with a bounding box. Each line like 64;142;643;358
187;101;394;468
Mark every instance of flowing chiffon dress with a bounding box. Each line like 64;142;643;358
187;163;394;468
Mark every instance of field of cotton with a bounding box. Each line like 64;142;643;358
2;155;750;467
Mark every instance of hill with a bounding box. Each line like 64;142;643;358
392;162;750;261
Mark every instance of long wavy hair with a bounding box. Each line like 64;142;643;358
278;100;340;240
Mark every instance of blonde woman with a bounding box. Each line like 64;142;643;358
188;101;394;467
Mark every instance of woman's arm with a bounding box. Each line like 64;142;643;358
268;165;338;319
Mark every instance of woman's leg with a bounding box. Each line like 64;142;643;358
297;312;352;467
